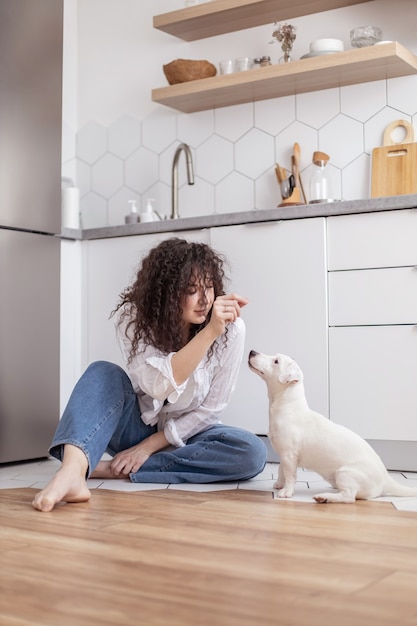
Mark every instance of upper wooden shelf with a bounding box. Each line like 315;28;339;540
153;0;372;41
152;43;417;113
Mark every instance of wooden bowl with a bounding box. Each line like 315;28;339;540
163;59;217;85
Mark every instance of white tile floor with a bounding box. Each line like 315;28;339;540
2;457;417;511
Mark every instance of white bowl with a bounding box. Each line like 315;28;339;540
300;51;342;59
310;38;344;53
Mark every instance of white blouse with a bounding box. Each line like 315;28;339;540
117;315;246;447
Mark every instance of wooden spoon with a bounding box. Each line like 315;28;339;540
275;163;287;184
293;143;307;203
293;143;301;184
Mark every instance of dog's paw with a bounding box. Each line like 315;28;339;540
313;491;356;504
273;480;284;490
276;487;294;498
313;493;328;503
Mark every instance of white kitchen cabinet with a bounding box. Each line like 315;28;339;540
327;209;417;270
210;218;328;435
329;267;417;326
327;209;417;469
329;325;417;441
85;230;210;369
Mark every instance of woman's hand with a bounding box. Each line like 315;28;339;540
109;431;169;476
209;293;249;336
171;293;249;386
110;443;151;476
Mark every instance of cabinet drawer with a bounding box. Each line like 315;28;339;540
327;210;417;270
329;325;417;440
329;267;417;326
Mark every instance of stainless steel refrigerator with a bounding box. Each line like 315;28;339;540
0;0;63;462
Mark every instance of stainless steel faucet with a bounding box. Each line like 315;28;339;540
171;143;194;219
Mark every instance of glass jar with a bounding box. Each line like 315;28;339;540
309;154;333;203
260;56;271;67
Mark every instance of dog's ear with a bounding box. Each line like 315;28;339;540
279;363;302;384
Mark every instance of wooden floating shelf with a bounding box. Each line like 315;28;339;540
152;43;417;113
153;0;372;41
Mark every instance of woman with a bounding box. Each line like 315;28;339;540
32;237;266;512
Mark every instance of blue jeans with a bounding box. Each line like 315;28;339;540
50;361;267;483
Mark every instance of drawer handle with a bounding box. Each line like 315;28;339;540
244;221;283;228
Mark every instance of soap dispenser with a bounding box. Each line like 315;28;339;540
125;200;139;224
141;198;157;223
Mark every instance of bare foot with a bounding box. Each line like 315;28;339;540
32;466;91;512
32;444;91;512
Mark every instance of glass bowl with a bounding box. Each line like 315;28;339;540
350;26;382;48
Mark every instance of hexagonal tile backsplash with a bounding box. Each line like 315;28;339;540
62;75;417;228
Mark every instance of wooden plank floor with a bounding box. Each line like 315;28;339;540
1;487;417;625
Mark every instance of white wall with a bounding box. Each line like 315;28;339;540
61;0;417;228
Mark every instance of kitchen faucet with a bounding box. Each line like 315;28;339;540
171;143;194;219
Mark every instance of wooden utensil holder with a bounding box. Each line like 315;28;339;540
278;186;303;206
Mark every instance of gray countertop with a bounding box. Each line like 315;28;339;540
61;194;417;241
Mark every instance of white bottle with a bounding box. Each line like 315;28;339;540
125;200;139;224
141;198;157;223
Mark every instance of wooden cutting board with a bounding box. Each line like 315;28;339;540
371;119;417;197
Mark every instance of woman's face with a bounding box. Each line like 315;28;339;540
181;274;215;326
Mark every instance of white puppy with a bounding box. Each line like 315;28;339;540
248;350;417;503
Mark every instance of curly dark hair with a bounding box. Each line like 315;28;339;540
113;237;228;362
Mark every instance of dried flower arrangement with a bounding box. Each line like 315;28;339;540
270;23;297;62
